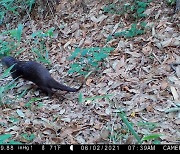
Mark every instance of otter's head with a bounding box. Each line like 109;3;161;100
1;56;18;68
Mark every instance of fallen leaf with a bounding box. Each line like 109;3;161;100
76;135;86;144
100;129;110;140
59;109;66;115
130;111;136;118
16;109;25;118
86;78;93;86
90;15;107;23
93;123;102;129
170;86;179;101
142;45;152;55
61;117;71;123
160;80;168;90
105;108;112;115
5;126;20;132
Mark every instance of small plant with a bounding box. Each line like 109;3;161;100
117;111;163;144
30;27;55;64
0;64;28;106
21;133;35;142
25;97;42;109
68;47;114;76
104;1;150;42
0;134;22;144
0;0;35;25
118;110;142;144
9;24;24;43
141;134;163;144
0;24;24;58
107;22;147;41
0;65;17;106
0;24;54;64
103;3;120;14
166;0;176;5
103;0;151;19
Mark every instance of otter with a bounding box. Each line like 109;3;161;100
1;56;82;96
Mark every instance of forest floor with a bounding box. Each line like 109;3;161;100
0;0;180;144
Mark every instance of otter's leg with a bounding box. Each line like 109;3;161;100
39;86;54;97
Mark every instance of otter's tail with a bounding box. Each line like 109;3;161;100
48;78;82;92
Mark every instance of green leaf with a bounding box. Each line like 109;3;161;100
25;97;42;108
137;1;147;8
69;63;82;72
68;47;114;76
166;0;176;5
125;30;135;38
152;140;161;144
9;117;19;123
27;0;35;12
22;133;35;141
45;27;55;37
37;57;50;65
7;140;22;144
78;92;84;103
136;29;144;35
0;87;5;97
79;71;88;75
4;79;16;92
118;111;142;144
0;134;12;142
140;21;147;28
103;47;114;52
138;121;157;130
138;13;147;18
69;48;81;60
31;30;43;38
106;35;113;42
0;64;14;79
89;61;98;67
142;134;163;141
9;24;23;42
17;88;28;99
93;52;108;61
16;24;23;42
89;47;100;52
81;49;89;56
38;103;44;108
68;69;75;74
114;32;122;37
137;7;145;14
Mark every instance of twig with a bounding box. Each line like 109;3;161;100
152;52;162;64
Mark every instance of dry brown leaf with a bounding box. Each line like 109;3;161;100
142;45;152;55
42;127;56;135
100;129;110;140
160;80;168;90
93;123;102;130
86;78;93;86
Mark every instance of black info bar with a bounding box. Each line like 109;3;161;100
0;144;179;151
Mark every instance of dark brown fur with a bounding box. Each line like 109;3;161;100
1;56;82;95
